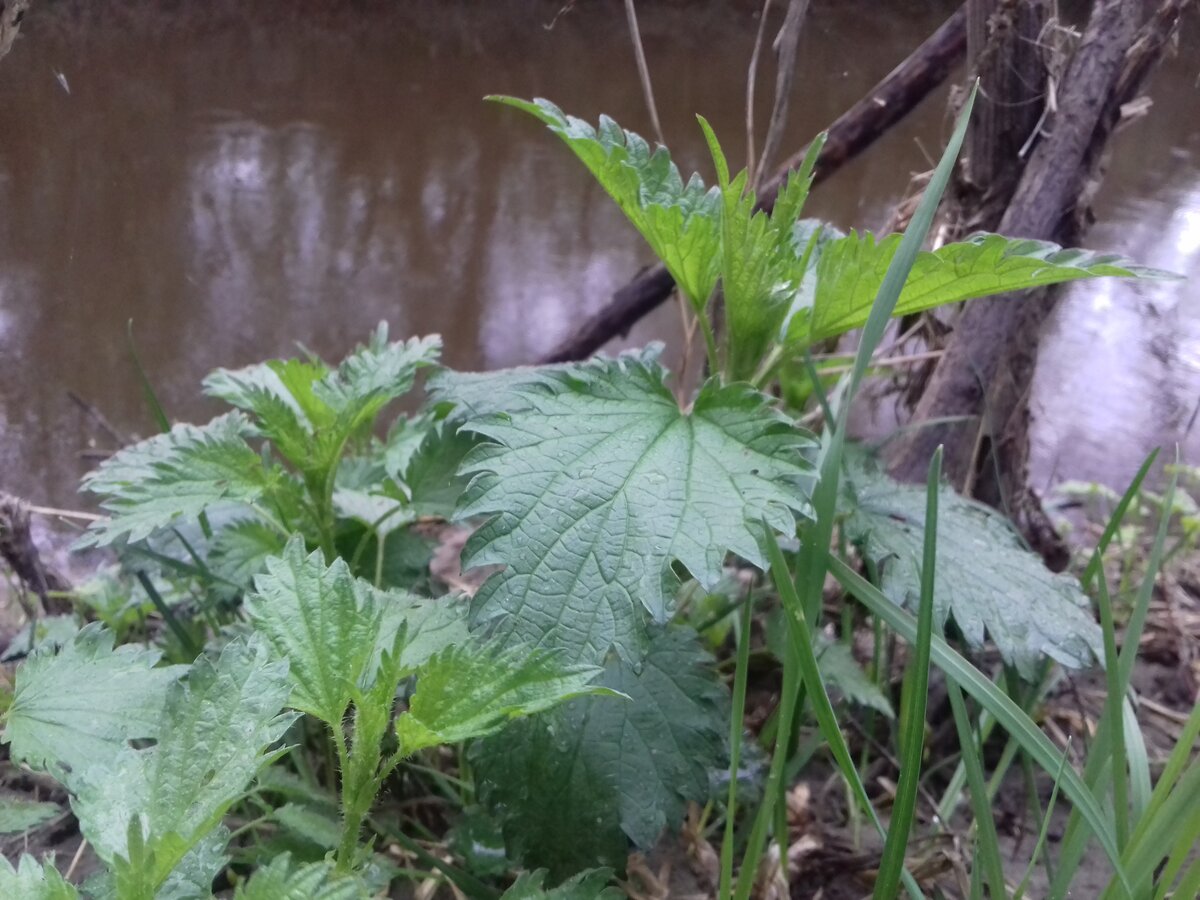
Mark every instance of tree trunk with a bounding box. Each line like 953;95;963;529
886;0;1186;562
0;0;32;63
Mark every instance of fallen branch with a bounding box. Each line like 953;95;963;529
540;2;968;364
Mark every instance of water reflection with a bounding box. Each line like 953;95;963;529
0;0;1196;507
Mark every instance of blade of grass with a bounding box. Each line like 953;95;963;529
720;591;755;900
1095;572;1129;850
829;555;1132;894
764;531;926;900
133;569;199;657
795;81;978;623
1105;764;1200;897
1013;740;1070;900
1081;449;1158;591
946;673;1008;899
1148;775;1200;900
1049;465;1178;898
126;319;171;434
874;447;942;899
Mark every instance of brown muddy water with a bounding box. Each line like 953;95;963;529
0;0;1197;509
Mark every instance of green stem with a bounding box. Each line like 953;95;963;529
331;726;362;873
699;312;722;382
719;592;754;900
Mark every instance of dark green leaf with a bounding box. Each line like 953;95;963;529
450;354;815;662
80;413;278;547
474;629;727;880
843;456;1101;676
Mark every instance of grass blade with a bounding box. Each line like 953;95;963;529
795;81;979;623
874;447;941;898
765;531;925;900
126;319;171;434
720;592;755;900
947;674;1008;898
1049;465;1179;898
1095;573;1129;849
829;555;1131;893
1013;741;1070;900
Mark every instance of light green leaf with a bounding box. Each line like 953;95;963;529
370;590;469;676
843;455;1101;677
474;629;727;880
2;624;185;785
333;488;416;537
204;327;440;485
233;854;370;900
697;118;821;382
806;231;1178;344
245;538;382;726
313;327;441;420
0;855;79;900
502;868;622;899
397;643;617;753
203;359;327;471
80;412;278;546
380;413;437;487
0;796;61;834
448;353;814;663
492;97;721;308
72;635;294;894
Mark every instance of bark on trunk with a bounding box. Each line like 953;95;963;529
0;0;31;63
887;0;1189;564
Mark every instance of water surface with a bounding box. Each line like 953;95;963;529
0;1;1197;506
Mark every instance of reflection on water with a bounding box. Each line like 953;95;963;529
0;0;1197;507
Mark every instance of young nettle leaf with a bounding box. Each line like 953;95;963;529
71;635;294;898
79;412;282;547
398;422;477;519
801;231;1179;345
491;97;722;309
246;538;383;727
843;455;1101;677
436;353;815;663
698;117;822;382
233;853;370;900
473;628;727;880
396;643;619;753
0;855;79;900
205;327;441;487
1;623;185;786
501;868;623;899
210;518;289;590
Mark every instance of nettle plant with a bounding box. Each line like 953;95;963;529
0;94;1173;898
